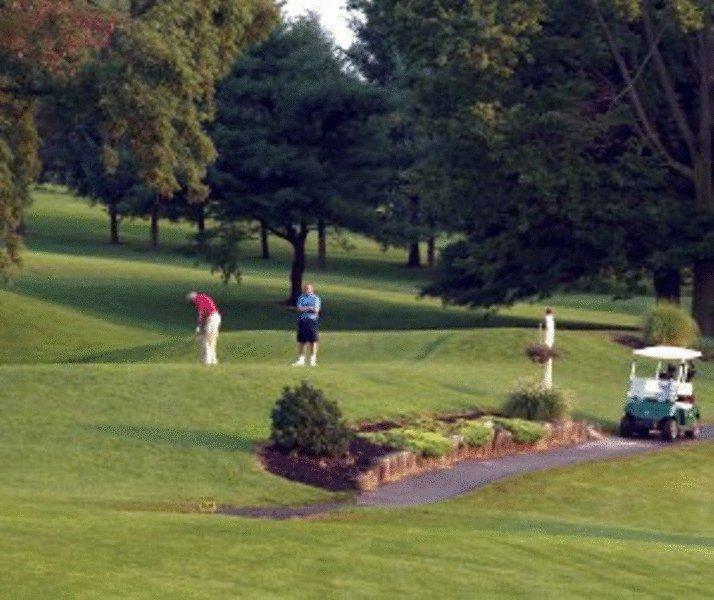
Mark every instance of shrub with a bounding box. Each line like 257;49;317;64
502;379;572;421
458;421;493;448
642;302;699;347
494;418;546;444
365;428;454;458
270;382;353;457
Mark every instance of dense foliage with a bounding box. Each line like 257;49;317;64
643;303;700;347
352;0;712;333
270;382;353;457
503;380;572;421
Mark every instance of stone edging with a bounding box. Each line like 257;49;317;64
354;420;601;491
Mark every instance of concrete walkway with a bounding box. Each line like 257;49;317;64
221;426;713;519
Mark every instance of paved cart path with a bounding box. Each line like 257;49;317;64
220;426;713;520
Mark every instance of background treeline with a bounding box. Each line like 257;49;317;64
1;0;712;332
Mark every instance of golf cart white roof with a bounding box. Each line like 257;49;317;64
633;346;702;361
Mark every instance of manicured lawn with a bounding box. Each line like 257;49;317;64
0;188;710;598
1;446;711;598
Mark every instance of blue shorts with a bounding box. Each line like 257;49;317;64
297;319;319;343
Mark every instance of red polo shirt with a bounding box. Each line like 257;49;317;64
193;293;219;324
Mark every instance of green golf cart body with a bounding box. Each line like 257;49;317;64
620;346;702;441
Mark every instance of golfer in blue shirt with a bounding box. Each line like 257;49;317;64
292;283;322;367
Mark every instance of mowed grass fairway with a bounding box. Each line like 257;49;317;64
1;189;712;598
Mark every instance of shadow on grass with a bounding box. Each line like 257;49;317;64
470;515;714;549
68;341;191;364
91;424;253;453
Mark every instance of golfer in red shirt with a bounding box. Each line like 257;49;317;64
187;291;222;365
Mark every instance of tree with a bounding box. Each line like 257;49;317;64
0;0;114;276
348;0;462;268
30;0;278;250
421;0;695;308
91;0;278;250
208;17;388;303
367;1;707;317
589;0;713;331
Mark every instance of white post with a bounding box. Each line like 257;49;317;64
544;309;555;390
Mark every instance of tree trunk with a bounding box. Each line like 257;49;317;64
150;201;160;250
317;219;327;269
407;241;421;268
427;236;436;268
693;260;714;335
693;145;713;333
653;267;681;304
109;205;120;245
692;24;713;334
196;204;205;234
260;221;270;259
15;215;26;236
288;227;308;305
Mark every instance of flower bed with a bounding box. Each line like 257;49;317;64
260;412;601;493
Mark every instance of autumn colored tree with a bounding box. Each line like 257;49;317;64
0;0;114;277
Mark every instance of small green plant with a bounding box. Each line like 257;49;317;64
494;418;546;444
270;382;353;457
643;302;699;347
503;379;572;421
365;428;454;458
458;421;493;448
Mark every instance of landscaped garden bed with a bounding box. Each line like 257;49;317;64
261;406;600;492
260;381;600;493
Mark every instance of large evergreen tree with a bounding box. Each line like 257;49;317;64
208;17;388;303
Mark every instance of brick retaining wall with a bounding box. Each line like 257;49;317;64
354;420;600;491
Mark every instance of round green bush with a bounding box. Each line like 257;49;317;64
642;302;699;347
502;379;572;421
270;382;353;457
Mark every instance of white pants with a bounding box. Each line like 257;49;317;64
199;312;221;365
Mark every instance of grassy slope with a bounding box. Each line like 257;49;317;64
0;189;711;598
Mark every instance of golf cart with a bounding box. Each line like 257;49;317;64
620;345;702;441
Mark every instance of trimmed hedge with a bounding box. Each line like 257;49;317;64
503;379;572;421
270;382;353;457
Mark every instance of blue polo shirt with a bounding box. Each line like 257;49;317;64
296;293;321;321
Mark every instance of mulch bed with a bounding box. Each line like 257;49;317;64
261;437;391;492
612;334;645;349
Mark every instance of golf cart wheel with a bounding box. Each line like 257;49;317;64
661;418;678;442
620;416;634;438
685;426;701;439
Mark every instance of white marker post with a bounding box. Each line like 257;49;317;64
544;308;555;389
